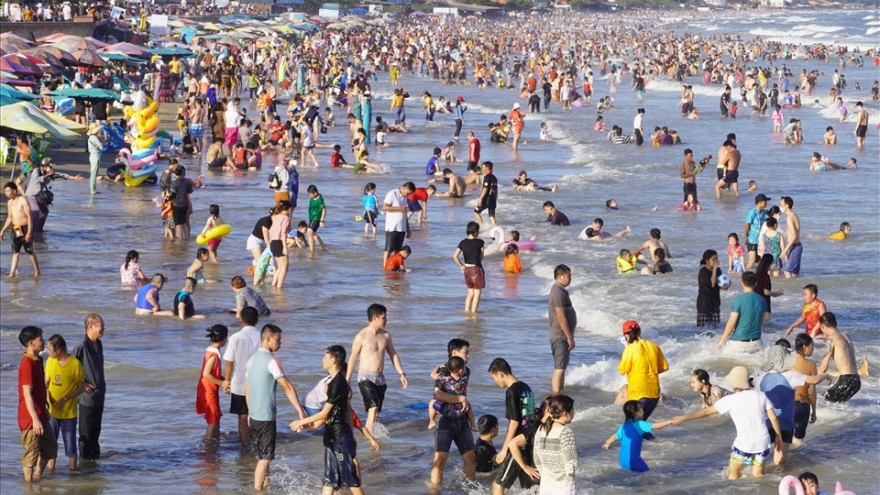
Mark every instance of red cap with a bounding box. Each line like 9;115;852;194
622;320;640;335
457;96;465;102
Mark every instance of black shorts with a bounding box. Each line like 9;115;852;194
11;226;33;254
473;205;496;218
363;210;377;227
358;380;387;413
270;240;284;257
551;338;570;370
722;169;739;184
793;401;811;440
435;416;475;454
825;374;860;403
638;397;659;421
172;205;188;225
746;242;759;253
229;393;248;415
308;219;320;233
324;429;361;489
856;124;867;138
494;450;537;489
769;428;794;444
384;230;406;254
716;168;725;181
251;420;276;460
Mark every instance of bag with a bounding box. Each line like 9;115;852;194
268;171;281;190
36;188;54;206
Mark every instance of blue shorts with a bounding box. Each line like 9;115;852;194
785;242;802;275
407;201;422;212
50;416;77;458
324;429;361;489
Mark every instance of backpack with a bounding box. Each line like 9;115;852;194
268;171;281;190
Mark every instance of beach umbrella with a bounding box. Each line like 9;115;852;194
19;50;65;70
69;49;106;67
0;84;40;101
36;33;67;43
0;101;81;138
0;55;44;77
1;39;32;52
1;77;36;88
202;22;223;31
0;33;34;46
48;35;107;53
32;46;79;66
99;42;149;58
48;88;120;102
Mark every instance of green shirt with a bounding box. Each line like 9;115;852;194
730;291;766;342
308;194;325;222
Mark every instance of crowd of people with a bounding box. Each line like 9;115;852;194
7;6;876;495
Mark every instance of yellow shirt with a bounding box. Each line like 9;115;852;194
168;59;182;75
45;356;85;419
619;339;668;401
827;231;846;241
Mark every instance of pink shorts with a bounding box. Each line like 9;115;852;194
224;127;239;147
207;238;222;251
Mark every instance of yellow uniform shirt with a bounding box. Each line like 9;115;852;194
619;339;668;401
45;356;85;419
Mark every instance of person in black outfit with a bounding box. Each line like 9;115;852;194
73;314;106;461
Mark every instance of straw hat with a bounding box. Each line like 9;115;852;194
724;366;751;391
86;122;101;135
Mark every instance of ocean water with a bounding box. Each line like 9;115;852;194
1;10;878;495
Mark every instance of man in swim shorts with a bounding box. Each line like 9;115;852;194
780;196;802;278
853;101;867;148
715;140;741;198
817;313;861;403
346;304;408;434
1;181;40;277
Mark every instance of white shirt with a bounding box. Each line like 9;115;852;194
222;325;261;396
383;188;408;232
224;107;239;129
304;375;332;409
713;389;772;454
633;114;643;131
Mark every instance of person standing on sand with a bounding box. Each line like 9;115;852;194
548;264;576;394
222;307;262;444
1;181;40;277
246;324;306;492
346;304;408;435
72;314;106;462
780;196;802;278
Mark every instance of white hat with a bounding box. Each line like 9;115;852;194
512;102;521;110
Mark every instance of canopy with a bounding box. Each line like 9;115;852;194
0;101;82;138
146;47;196;57
0;55;43;77
99;42;150;57
31;46;80;66
0;84;40;101
70;49;106;67
49;88;121;102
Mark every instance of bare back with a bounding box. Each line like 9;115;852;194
826;330;857;375
786;210;801;245
727;149;742;171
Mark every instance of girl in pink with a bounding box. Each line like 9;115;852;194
771;105;784;133
727;233;745;274
196;324;227;440
120;250;147;285
269;200;292;289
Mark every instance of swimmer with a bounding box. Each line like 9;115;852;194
809;152;843;171
602;400;673;473
173;277;206;320
846;157;857;169
631;228;672;259
579;218;630;240
746;180;758;193
822;126;837;145
616;249;647;274
606;199;619;211
512;171;556;192
187;248;218;284
827;221;851;240
384;245;412;273
641;248;673;275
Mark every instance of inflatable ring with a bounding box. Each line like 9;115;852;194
196;224;232;245
133;135;157;150
143;115;160;133
123;168;155;187
130;162;156;178
778;475;805;495
489;226;537;252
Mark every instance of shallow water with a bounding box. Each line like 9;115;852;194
1;9;878;495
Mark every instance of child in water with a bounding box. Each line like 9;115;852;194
187;248;217;284
503;244;522;274
727;233;745;273
602;400;672;472
362;182;379;237
594;115;605;131
474;414;499;474
828;221;851;241
539;122;550;141
196;324;227;439
199;204;226;262
120;249;147;285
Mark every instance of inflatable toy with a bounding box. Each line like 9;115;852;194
489;226;537;252
196;224;233;246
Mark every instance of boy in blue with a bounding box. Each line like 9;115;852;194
744;194;769;269
602;400;672;472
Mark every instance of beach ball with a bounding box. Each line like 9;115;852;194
718;274;731;289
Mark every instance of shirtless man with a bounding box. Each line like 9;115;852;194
817;313;862;403
431;168;465;198
715;140;741;198
715;133;735;189
853;101;868;148
463;165;482;189
631;228;672;260
346;303;408;434
780;196;802;278
0;182;40;277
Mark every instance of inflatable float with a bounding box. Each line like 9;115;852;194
117;148;158;171
489;226;537;252
123;163;157;187
196;224;232;246
778;475;857;495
